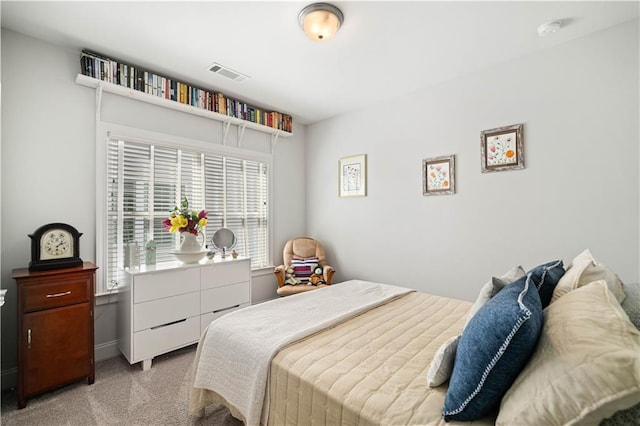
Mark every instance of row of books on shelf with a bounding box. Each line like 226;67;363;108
80;50;292;133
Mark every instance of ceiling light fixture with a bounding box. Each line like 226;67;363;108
298;3;344;41
537;20;562;37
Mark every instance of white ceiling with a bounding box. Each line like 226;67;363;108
2;1;638;125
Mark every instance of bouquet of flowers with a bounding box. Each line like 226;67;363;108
162;197;207;235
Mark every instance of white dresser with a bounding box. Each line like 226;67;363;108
117;257;251;370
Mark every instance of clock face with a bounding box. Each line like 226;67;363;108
40;230;73;260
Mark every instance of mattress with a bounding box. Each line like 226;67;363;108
267;291;495;426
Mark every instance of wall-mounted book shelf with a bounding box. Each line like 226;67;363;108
76;74;293;140
76;49;292;147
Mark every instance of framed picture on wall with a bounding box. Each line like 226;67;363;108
339;154;367;197
480;123;524;172
423;154;455;196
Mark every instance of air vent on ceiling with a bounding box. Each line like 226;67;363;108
208;63;250;83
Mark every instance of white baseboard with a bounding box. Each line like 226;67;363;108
95;339;120;362
1;340;121;391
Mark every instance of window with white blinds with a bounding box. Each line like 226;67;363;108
103;137;269;293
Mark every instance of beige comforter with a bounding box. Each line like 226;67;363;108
267;292;495;426
190;281;413;425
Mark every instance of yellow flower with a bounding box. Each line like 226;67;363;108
198;217;208;228
170;215;188;232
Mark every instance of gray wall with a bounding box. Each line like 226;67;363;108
2;18;639;390
306;20;639;301
0;29;307;388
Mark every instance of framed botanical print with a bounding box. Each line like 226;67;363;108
423;154;455;196
339;154;367;197
480;123;524;172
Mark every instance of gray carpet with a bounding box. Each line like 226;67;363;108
1;345;243;425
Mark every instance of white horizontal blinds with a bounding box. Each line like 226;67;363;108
203;154;225;244
225;158;247;257
245;161;269;268
105;140;153;290
122;142;152;271
202;155;269;268
105;139;121;290
179;149;205;234
102;135;269;293
152;146;179;262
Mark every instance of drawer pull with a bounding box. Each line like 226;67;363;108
27;329;32;349
213;304;240;314
46;291;72;298
151;318;187;330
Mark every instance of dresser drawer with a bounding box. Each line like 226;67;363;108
201;260;250;290
133;316;199;362
201;302;250;333
133;267;200;303
134;292;199;332
201;281;250;315
22;276;91;312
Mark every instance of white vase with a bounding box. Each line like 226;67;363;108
173;233;206;264
179;233;203;253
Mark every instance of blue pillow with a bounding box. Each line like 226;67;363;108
442;274;543;421
526;259;565;309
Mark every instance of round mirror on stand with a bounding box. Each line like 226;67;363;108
211;228;237;258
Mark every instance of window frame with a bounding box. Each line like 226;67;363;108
95;122;274;295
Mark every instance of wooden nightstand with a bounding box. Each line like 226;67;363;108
12;262;97;409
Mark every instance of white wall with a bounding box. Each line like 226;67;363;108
0;29;307;388
306;20;639;301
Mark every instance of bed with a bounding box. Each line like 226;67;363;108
189;251;640;426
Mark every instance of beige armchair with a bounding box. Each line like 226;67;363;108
274;237;335;297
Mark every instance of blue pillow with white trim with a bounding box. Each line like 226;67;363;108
526;259;565;309
442;273;543;422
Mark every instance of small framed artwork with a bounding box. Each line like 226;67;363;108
339;154;367;197
423;154;455;196
480;123;524;173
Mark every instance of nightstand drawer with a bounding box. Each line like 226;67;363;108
134;268;200;303
22;276;91;312
134;292;199;332
201;282;250;315
201;261;250;290
133;316;199;362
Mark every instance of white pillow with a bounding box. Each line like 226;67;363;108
465;265;525;326
496;280;640;426
551;249;625;304
426;334;460;388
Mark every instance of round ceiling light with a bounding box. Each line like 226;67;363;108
298;3;344;41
